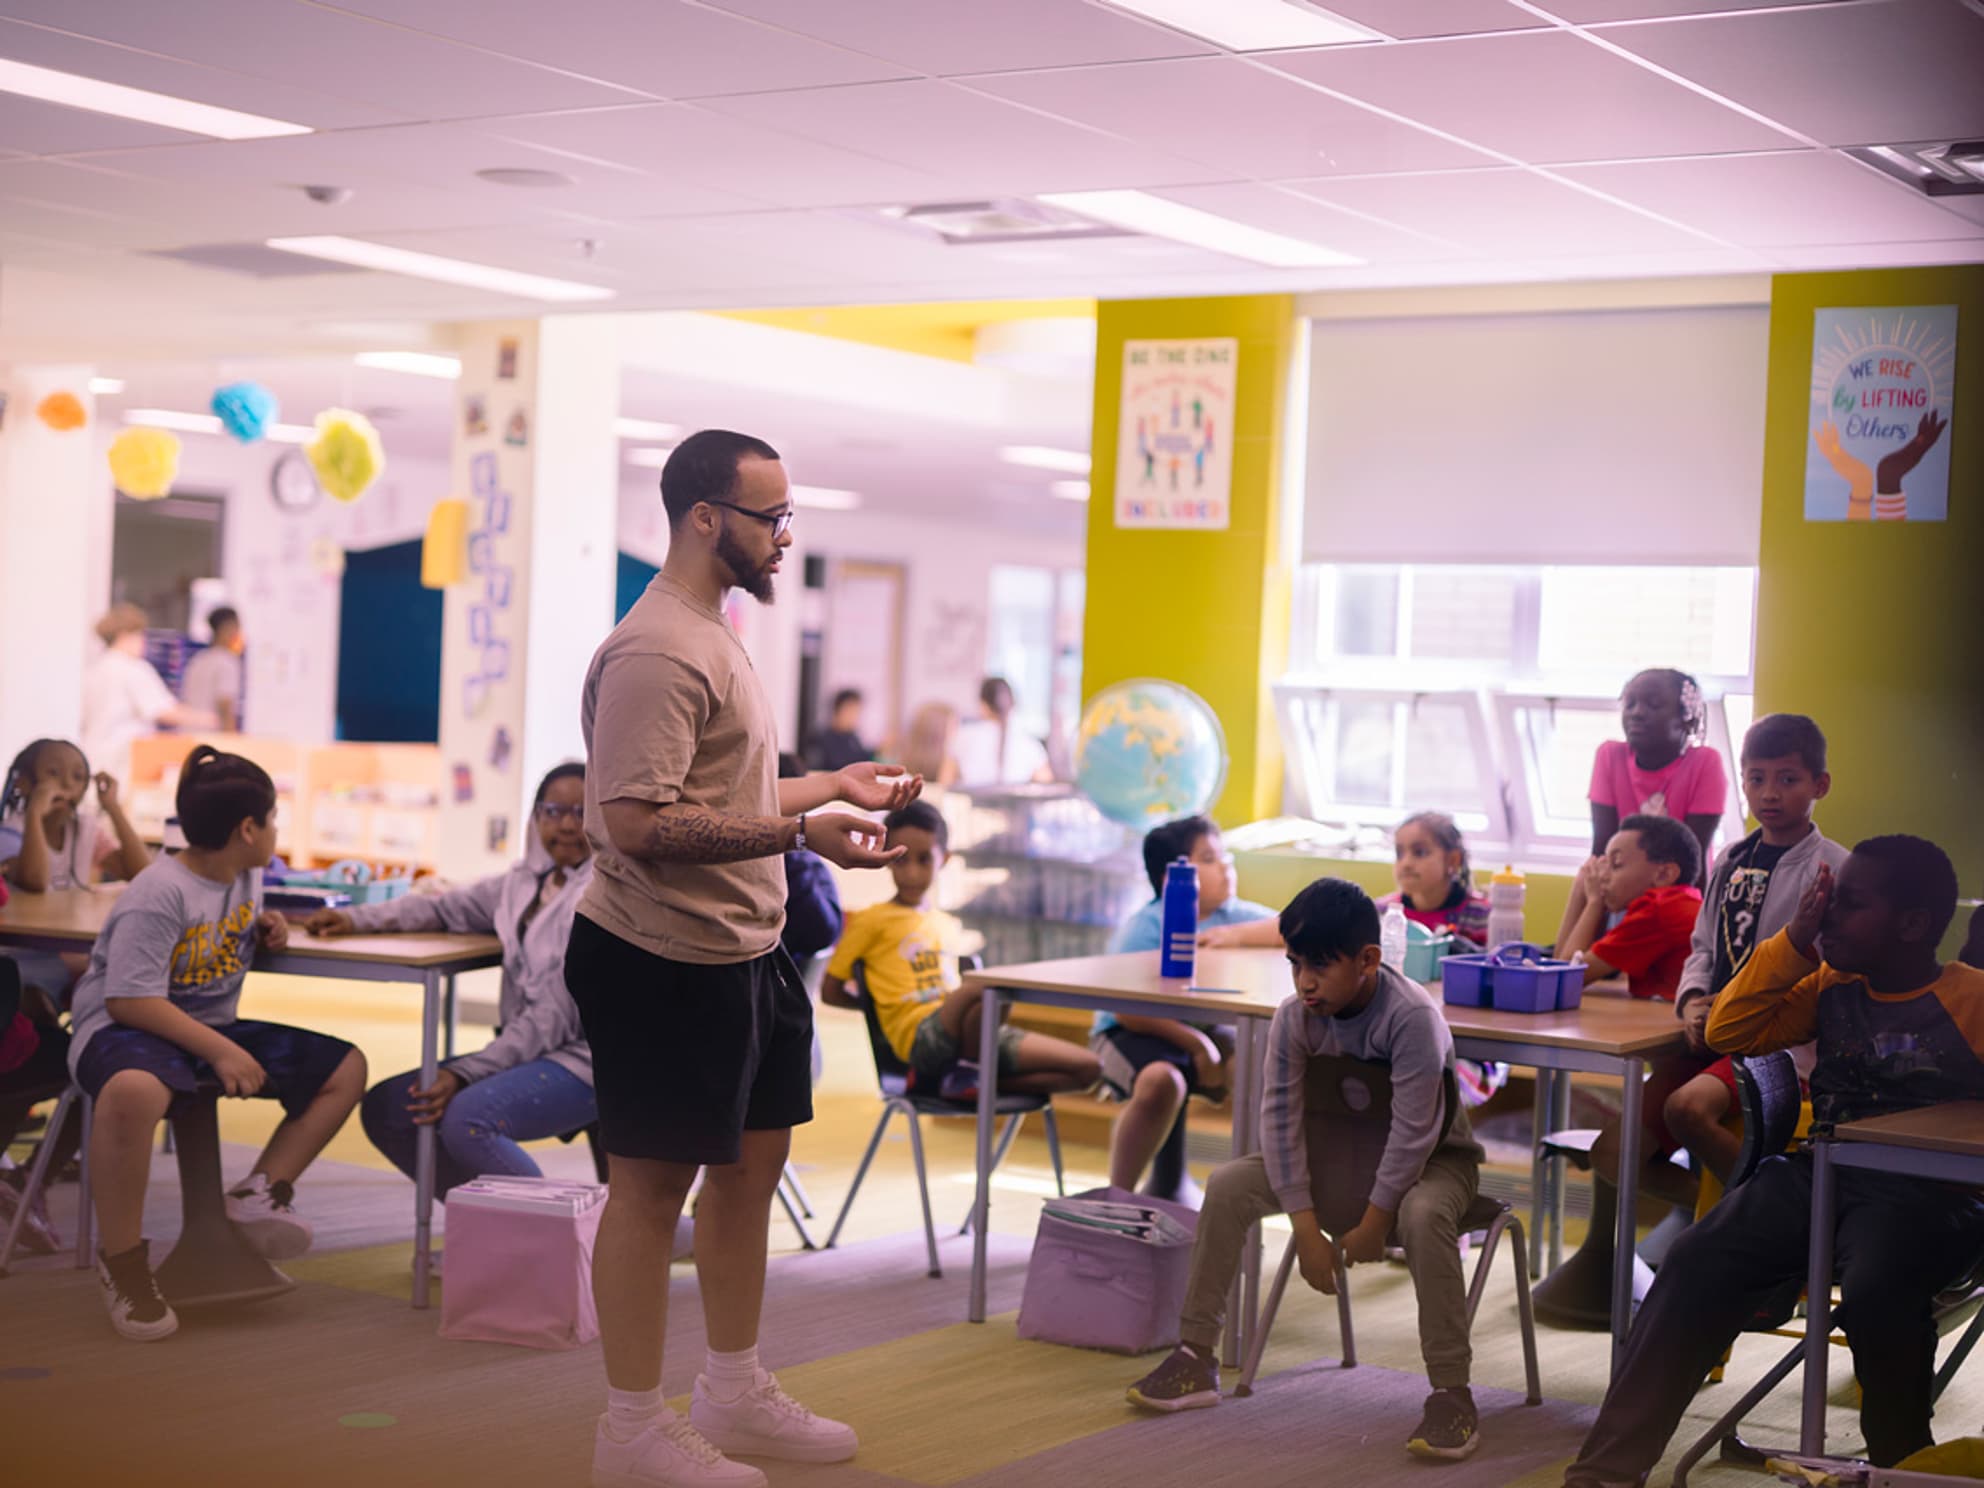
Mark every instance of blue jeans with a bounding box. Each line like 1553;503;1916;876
360;1059;597;1199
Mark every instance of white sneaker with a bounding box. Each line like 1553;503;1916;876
224;1174;313;1260
689;1371;858;1464
592;1413;767;1488
96;1242;179;1342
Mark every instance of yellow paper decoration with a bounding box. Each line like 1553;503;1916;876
306;408;385;503
311;537;346;579
421;498;470;588
36;391;87;431
107;427;180;499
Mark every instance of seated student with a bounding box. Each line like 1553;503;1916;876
1665;714;1846;1189
821;800;1098;1099
0;938;79;1254
809;689;872;774
1589;667;1726;873
1564;836;1984;1484
312;764;596;1200
1095;815;1276;1203
1;738;151;893
67;746;366;1341
777;753;844;966
1128;879;1492;1462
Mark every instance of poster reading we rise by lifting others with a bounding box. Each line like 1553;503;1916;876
1805;305;1957;523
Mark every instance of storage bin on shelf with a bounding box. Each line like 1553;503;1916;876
1403;922;1457;983
1440;942;1584;1013
273;858;411;906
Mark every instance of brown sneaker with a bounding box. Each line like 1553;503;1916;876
1126;1343;1221;1412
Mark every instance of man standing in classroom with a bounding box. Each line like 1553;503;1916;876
566;428;920;1488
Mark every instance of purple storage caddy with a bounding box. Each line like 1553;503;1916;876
1439;943;1584;1014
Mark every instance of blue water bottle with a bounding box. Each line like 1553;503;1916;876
1160;858;1199;980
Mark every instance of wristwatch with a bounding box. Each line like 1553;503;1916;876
794;814;808;852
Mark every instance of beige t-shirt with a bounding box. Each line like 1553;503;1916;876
577;573;784;965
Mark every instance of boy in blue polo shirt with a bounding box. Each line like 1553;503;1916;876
1094;816;1275;1204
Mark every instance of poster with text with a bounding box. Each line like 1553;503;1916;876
1115;337;1236;529
1805;305;1956;522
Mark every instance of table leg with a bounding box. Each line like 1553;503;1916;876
1229;1019;1262;1370
1801;1140;1837;1456
1610;1056;1645;1370
968;985;1002;1325
1549;1070;1570;1274
1528;1068;1549;1278
412;967;440;1310
443;973;459;1060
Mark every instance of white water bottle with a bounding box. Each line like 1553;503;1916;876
1380;899;1408;973
1486;865;1526;951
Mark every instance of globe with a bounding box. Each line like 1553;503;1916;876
1074;679;1229;829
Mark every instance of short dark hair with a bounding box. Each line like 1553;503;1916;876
1742;713;1827;775
1279;877;1380;966
207;606;239;634
1852;835;1961;946
831;688;863;713
1618;813;1702;888
176;745;275;850
1141;815;1216;898
660;429;781;529
532;761;584;806
885;799;948;852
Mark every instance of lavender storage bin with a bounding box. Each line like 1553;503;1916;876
1440;943;1584;1013
1016;1186;1199;1355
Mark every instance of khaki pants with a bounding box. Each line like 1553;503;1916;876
1177;1148;1480;1389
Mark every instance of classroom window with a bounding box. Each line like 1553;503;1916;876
1280;562;1756;863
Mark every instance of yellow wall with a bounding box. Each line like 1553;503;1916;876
1755;268;1984;892
1081;295;1297;827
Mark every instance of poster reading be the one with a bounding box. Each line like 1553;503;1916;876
1115;337;1236;530
1805;305;1956;523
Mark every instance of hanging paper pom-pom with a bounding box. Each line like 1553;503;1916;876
35;392;87;431
306;408;384;503
108;427;180;499
211;381;279;443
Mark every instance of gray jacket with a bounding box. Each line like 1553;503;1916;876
346;845;594;1087
1678;826;1846;1079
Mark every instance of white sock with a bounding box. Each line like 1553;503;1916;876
703;1345;760;1403
604;1385;667;1442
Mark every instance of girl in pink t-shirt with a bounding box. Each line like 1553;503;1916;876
1588;667;1725;873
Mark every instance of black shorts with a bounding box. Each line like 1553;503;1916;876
1091;1025;1226;1101
565;914;813;1166
73;1019;355;1119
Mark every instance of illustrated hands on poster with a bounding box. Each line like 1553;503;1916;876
1876;408;1948;496
1813;421;1873;512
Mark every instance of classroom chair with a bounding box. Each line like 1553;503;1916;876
0;1083;78;1274
1236;1054;1542;1405
822;958;1065;1278
151;1079;296;1306
1671;1052;1984;1484
1528;1126;1689;1329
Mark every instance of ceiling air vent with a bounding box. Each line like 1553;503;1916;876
862;198;1128;246
1852;141;1984;196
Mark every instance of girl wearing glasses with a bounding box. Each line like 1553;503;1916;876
305;763;597;1199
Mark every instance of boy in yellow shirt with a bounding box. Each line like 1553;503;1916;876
822;801;1098;1099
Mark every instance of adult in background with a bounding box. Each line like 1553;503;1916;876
178;606;245;733
79;605;211;791
808;688;871;773
953;675;1051;786
568;429;919;1488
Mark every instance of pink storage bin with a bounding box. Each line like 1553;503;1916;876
439;1177;606;1351
1016;1186;1199;1355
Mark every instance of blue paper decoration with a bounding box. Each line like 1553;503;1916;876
211;381;279;443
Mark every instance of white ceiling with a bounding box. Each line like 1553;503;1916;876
0;0;1979;360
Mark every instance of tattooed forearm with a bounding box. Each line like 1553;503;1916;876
632;804;794;865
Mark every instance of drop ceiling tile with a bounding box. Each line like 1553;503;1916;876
1265;28;1795;163
1549;0;1853;19
323;0;911;97
0;17;400;131
1153;180;1471;261
1596;0;1984;146
702;79;1221;195
488;104;951;208
1557;151;1983;247
1321;0;1549;37
697;0;1212;74
0;0;643;121
968;57;1495;179
1286;166;1718;254
0;91;202;154
1763;236;1984;270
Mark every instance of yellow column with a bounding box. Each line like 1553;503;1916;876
1081;295;1297;827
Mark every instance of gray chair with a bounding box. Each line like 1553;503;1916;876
1236;1054;1541;1406
822;958;1064;1277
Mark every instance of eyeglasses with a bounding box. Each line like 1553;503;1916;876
535;803;584;824
704;499;794;540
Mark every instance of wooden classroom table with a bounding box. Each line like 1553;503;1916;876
0;886;502;1308
1801;1102;1984;1457
962;947;1687;1373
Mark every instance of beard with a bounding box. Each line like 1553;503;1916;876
715;524;777;603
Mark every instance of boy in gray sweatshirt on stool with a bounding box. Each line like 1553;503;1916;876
1126;877;1487;1462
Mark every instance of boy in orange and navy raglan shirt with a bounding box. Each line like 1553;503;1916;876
1563;835;1984;1486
